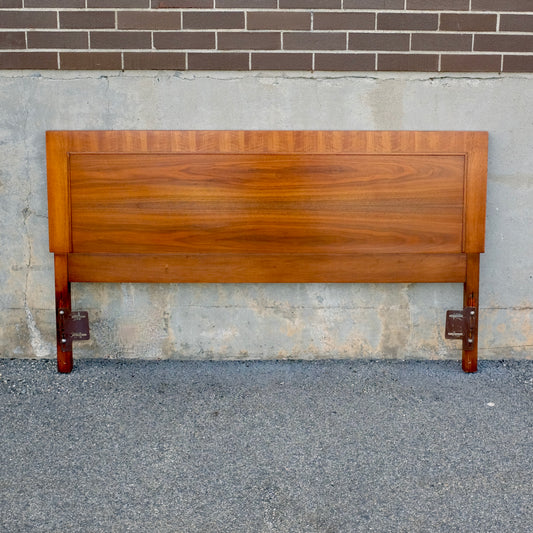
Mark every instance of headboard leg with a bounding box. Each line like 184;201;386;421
462;254;480;373
54;254;73;373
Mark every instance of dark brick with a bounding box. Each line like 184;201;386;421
412;33;472;52
216;0;275;6
378;13;438;31
314;52;375;71
124;51;186;69
27;31;88;49
91;31;152;49
60;52;122;69
0;51;58;68
440;14;497;32
471;0;533;11
313;12;375;31
153;0;212;7
503;55;533;72
500;15;533;33
344;0;402;8
218;31;280;50
183;11;244;29
25;0;84;6
188;52;249;69
0;0;22;7
252;52;312;70
407;0;469;9
0;31;25;49
283;32;346;51
60;11;116;29
441;54;501;72
118;11;181;30
349;32;409;51
88;0;148;7
154;31;215;49
247;11;310;31
0;11;57;29
475;34;533;53
279;0;340;7
378;53;439;71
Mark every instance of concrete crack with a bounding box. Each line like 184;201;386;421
20;86;49;359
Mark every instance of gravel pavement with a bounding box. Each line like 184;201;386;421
1;358;532;532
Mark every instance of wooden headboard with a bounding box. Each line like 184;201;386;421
47;131;488;373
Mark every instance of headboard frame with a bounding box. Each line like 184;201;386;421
47;131;488;373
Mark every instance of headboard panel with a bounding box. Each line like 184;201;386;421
47;131;488;373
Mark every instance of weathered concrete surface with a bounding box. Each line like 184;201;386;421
0;71;531;362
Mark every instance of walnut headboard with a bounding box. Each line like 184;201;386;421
47;131;488;373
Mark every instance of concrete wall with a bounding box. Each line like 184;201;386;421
1;71;532;362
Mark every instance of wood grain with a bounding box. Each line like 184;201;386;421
462;253;481;373
69;153;465;255
68;253;467;284
47;132;71;253
54;254;72;373
46;130;488;373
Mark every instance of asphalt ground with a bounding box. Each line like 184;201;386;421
1;358;532;533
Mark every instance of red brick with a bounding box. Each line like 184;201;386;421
313;12;375;31
60;11;116;30
0;31;25;49
440;14;497;32
500;15;533;33
252;52;312;70
378;13;438;31
247;11;310;31
218;31;280;51
314;52;375;71
441;54;501;72
188;52;249;69
124;52;186;69
475;34;533;53
154;31;215;49
407;0;469;9
91;31;152;49
503;55;533;72
411;33;472;52
0;0;23;6
60;52;122;69
349;33;409;51
378;53;438;71
27;31;88;49
471;0;533;11
0;51;58;68
183;11;244;29
118;11;181;30
0;11;57;29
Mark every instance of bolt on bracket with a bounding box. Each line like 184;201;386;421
57;309;90;352
445;307;477;351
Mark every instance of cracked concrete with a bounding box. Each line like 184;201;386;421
0;70;532;362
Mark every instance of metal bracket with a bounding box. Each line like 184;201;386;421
445;307;477;351
58;309;90;352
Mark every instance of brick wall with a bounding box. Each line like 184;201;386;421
0;1;532;72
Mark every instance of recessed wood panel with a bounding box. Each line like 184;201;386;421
69;152;465;255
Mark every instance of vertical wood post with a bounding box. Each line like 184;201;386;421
463;253;480;373
54;254;73;373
